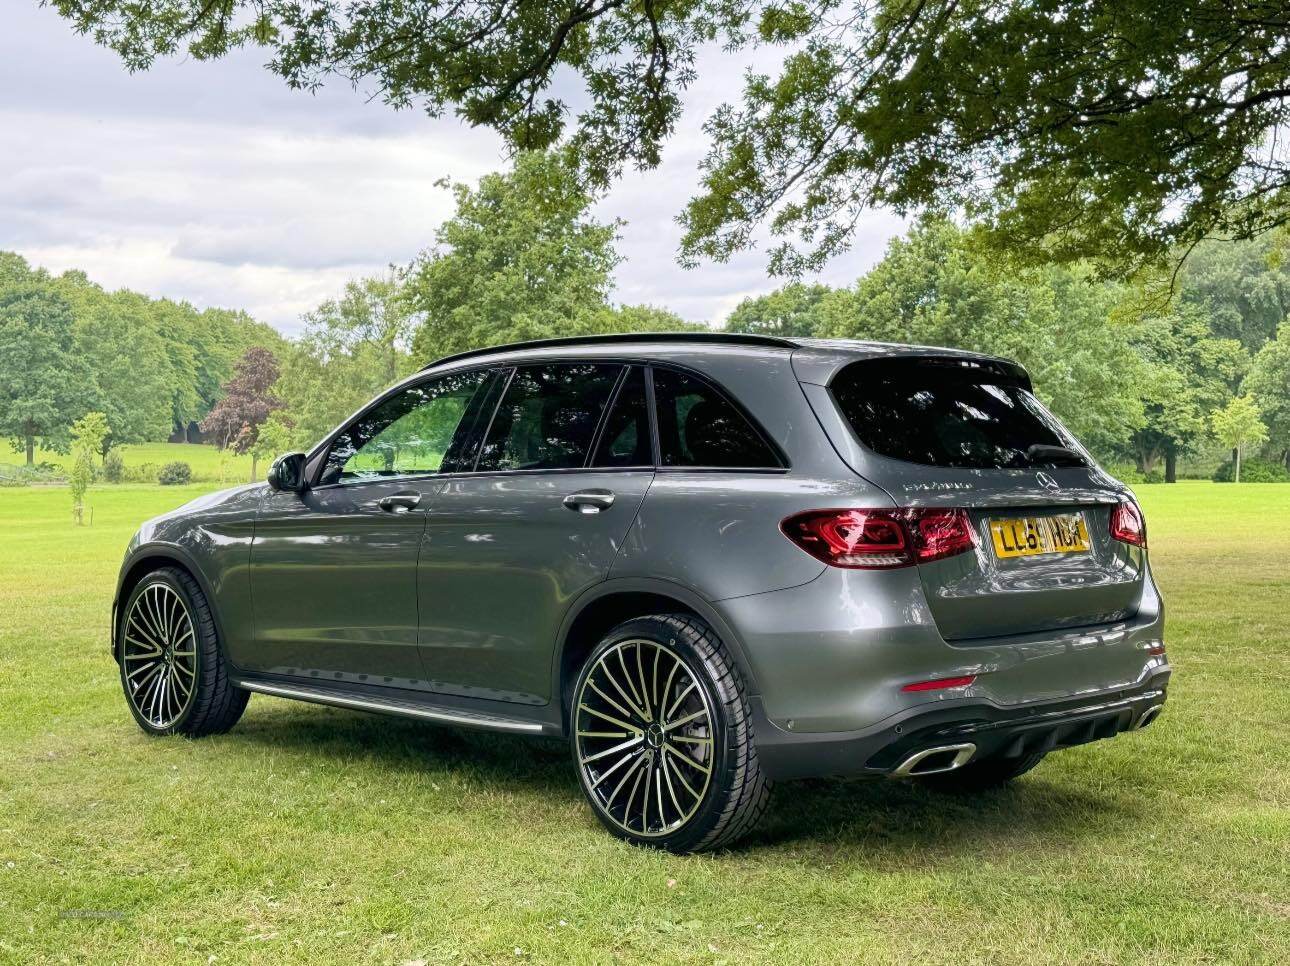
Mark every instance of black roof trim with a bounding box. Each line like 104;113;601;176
420;332;797;371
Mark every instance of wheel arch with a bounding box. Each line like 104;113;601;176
113;545;224;663
552;578;758;732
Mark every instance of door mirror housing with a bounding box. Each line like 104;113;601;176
267;452;308;492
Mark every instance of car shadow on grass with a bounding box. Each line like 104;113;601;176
229;702;1142;860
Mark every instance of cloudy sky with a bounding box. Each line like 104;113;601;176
1;1;903;335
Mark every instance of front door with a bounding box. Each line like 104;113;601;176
418;363;655;705
244;368;494;684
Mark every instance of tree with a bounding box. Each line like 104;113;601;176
200;347;284;480
1180;236;1290;352
1245;325;1290;467
817;220;1147;456
1127;305;1248;480
59;3;1289;277
250;413;297;481
0;285;94;464
68;411;109;524
405;151;621;361
724;283;830;337
300;273;416;387
1211;396;1269;483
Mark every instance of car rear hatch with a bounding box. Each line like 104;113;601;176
820;354;1144;641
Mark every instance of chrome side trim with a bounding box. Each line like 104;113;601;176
237;681;546;734
890;742;977;778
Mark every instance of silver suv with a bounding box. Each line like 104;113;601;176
112;334;1169;852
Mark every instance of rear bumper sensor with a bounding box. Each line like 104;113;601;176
890;743;976;778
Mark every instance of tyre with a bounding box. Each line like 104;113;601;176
916;751;1047;792
570;614;771;853
118;566;248;737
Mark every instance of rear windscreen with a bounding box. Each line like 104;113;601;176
830;359;1084;469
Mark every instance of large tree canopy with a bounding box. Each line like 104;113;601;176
51;1;1290;275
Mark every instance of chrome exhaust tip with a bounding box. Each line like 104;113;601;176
890;742;976;778
1132;704;1164;731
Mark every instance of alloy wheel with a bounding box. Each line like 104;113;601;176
122;582;198;730
575;638;715;838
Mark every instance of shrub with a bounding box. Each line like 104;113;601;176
1212;458;1290;483
122;461;157;483
1142;468;1165;484
157;461;192;485
1104;462;1147;484
103;450;124;483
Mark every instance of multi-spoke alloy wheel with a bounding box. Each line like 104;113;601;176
571;614;772;852
117;567;249;737
122;581;198;729
575;638;716;838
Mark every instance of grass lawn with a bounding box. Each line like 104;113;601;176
0;482;1286;963
0;440;256;484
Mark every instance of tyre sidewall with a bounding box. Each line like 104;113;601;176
119;569;204;736
570;615;739;853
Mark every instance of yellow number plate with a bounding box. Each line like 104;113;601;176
989;514;1090;559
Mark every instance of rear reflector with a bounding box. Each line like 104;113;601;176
901;675;977;692
1110;500;1147;548
780;508;976;569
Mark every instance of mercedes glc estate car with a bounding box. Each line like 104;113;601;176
113;333;1169;851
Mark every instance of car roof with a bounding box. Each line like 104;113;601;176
420;332;1016;375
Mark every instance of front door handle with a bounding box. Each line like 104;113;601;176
378;491;421;514
563;489;616;514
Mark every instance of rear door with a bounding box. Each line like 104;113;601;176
417;363;654;704
825;356;1144;641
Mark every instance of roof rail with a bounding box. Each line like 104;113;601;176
420;332;798;371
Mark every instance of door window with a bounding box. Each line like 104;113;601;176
476;363;622;471
651;368;780;468
319;369;492;485
590;366;653;468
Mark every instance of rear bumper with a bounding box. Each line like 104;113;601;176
752;668;1170;780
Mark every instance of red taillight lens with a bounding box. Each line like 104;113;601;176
1110;500;1147;548
901;675;977;692
781;508;976;569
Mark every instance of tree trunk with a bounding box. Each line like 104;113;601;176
251;454;259;483
1164;449;1177;484
25;434;34;466
1235;443;1242;484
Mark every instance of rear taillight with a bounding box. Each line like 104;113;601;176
781;508;976;569
1110;500;1147;548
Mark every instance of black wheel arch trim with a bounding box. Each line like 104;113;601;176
551;576;761;728
112;543;231;666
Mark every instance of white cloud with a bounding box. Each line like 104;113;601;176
1;0;903;335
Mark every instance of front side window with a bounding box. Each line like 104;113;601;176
319;369;491;485
476;363;622;472
652;368;780;468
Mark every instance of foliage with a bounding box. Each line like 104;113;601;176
300;272;417;386
0;278;95;464
1212;457;1290;483
1179;236;1290;352
102;449;125;484
199;347;284;452
54;2;1290;281
157;461;192;485
1211;395;1269;482
249;413;297;481
724;283;829;337
1245;323;1290;466
67;411;108;523
405;151;622;361
816;220;1147;456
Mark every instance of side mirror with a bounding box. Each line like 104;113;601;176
267;452;308;492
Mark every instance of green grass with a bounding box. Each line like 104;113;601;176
0;482;1286;963
0;440;256;484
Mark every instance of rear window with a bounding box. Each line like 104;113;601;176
831;359;1083;469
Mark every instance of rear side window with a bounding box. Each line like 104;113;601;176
831;359;1082;469
476;363;622;471
652;368;781;468
591;366;652;468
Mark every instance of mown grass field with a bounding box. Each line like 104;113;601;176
1;482;1287;963
0;440;255;484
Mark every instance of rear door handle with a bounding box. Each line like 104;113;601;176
563;489;616;514
378;491;422;513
